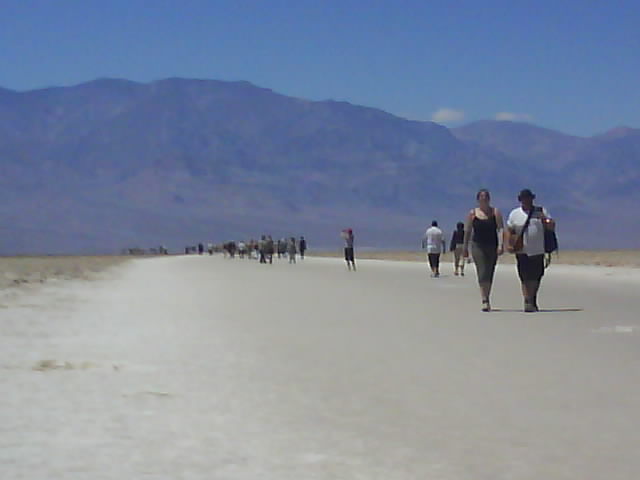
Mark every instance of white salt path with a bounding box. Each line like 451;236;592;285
1;255;639;479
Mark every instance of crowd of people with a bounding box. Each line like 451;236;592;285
185;188;556;314
187;236;308;264
419;188;557;313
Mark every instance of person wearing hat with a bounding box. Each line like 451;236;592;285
505;189;556;312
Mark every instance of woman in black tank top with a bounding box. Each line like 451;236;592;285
463;189;504;311
472;214;498;246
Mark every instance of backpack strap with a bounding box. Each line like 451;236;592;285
516;207;535;243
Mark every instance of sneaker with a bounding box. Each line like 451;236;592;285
524;301;536;313
454;271;459;276
481;299;491;312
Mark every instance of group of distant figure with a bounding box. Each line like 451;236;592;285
183;188;556;314
339;188;557;313
186;236;308;264
122;246;168;255
418;188;557;313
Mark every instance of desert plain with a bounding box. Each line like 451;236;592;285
1;251;639;479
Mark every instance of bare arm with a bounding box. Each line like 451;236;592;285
495;208;505;253
504;221;516;253
463;209;474;256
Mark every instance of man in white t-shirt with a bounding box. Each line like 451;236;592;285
423;220;445;277
505;189;556;312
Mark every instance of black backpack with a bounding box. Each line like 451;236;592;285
539;206;558;267
544;229;558;254
534;206;558;254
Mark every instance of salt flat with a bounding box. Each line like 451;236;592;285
1;255;639;479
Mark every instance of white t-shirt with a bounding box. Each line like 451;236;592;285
424;226;444;254
507;206;550;256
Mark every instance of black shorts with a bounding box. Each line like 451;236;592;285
516;254;545;282
427;253;440;270
344;247;354;262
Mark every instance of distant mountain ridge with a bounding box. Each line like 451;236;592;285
1;78;638;253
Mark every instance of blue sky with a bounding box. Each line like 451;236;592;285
1;0;638;135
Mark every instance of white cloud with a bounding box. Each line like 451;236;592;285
494;112;533;122
431;108;466;124
396;112;432;122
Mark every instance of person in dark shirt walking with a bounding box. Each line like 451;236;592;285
341;229;356;271
463;189;504;311
299;236;307;259
265;235;274;264
450;222;466;276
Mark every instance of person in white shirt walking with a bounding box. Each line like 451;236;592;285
505;189;556;312
287;237;297;264
423;220;445;277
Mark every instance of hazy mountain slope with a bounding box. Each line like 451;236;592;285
0;79;638;253
453;119;640;219
452;120;584;170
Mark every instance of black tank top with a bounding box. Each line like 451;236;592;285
472;211;498;247
451;230;464;245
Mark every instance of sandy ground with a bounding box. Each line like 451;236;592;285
312;249;640;267
1;255;639;479
0;256;131;290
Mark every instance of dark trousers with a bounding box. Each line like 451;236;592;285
428;253;440;271
344;247;355;263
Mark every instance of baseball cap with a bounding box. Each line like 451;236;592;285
518;188;536;199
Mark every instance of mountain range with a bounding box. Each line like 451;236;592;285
1;78;638;253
